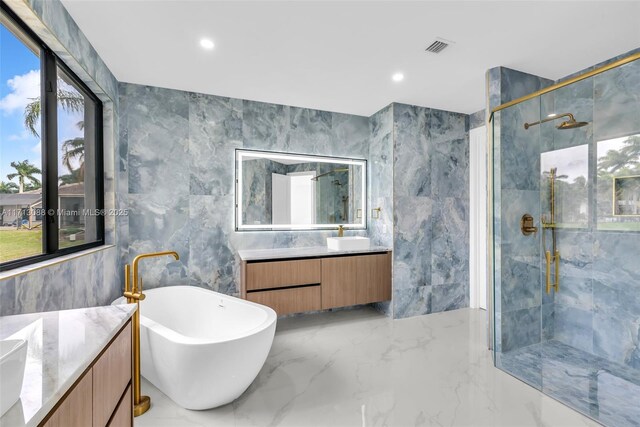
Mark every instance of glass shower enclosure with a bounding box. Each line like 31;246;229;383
491;55;640;427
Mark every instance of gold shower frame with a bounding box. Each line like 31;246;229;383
485;51;640;351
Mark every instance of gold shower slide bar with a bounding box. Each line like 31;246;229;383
545;251;552;294
554;250;560;292
544;250;561;294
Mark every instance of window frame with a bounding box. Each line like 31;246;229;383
1;3;105;272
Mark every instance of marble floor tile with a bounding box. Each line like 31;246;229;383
135;308;598;427
499;340;640;427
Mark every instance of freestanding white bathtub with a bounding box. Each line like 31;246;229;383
114;286;276;410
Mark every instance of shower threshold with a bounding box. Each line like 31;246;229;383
498;340;640;427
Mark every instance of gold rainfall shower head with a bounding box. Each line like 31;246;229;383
524;113;589;130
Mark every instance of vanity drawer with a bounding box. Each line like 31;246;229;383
246;259;321;291
93;322;132;427
107;385;132;427
247;285;321;315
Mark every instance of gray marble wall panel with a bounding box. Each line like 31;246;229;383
499;67;554;105
0;0;120;315
392;103;470;318
120;90;469;318
0;248;120;316
120;84;372;296
557;47;640;84
490;67;553;352
469;109;485;129
592;232;640;368
368;105;393;249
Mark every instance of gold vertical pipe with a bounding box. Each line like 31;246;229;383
132;302;150;415
545;250;552;294
132;278;150;416
124;264;132;303
554;250;560;292
550;170;556;225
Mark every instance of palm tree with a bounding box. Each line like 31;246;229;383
598;136;640;175
59;168;83;185
0;181;18;194
598;148;633;174
7;160;42;193
61;136;86;181
24;87;86;181
23;87;84;138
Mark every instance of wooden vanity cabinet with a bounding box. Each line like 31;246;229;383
41;321;133;427
241;251;391;315
321;256;358;309
354;253;392;304
322;253;392;309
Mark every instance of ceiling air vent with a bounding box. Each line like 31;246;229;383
425;38;452;54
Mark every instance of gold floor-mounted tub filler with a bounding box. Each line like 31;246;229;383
124;251;180;416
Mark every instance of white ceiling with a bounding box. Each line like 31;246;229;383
60;0;640;117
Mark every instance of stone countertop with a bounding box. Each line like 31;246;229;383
0;304;137;427
238;245;392;262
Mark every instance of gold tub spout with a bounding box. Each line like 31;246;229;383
124;251;180;417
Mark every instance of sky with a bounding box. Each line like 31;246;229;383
1;23;83;189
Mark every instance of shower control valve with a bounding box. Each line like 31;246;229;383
520;214;538;236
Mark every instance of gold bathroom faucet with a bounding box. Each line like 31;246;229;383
124;251;180;417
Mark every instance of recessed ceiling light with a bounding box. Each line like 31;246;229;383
392;73;404;82
200;38;215;50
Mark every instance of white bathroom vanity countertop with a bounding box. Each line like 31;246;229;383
238;245;392;261
0;304;137;427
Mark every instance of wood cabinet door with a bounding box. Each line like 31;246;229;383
321;256;357;309
356;253;392;305
93;322;132;427
107;385;132;427
42;371;92;427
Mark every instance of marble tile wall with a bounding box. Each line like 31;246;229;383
489;67;554;352
368;105;394;249
120;88;471;319
550;58;640;370
0;249;120;316
120;84;373;295
469;109;485;129
391;103;470;318
0;0;121;315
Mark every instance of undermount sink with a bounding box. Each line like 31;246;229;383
0;339;27;417
327;236;371;251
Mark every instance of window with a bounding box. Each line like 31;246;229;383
0;4;103;271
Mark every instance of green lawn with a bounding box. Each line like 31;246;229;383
0;229;43;262
0;228;85;263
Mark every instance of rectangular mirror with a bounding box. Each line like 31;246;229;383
236;149;366;231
